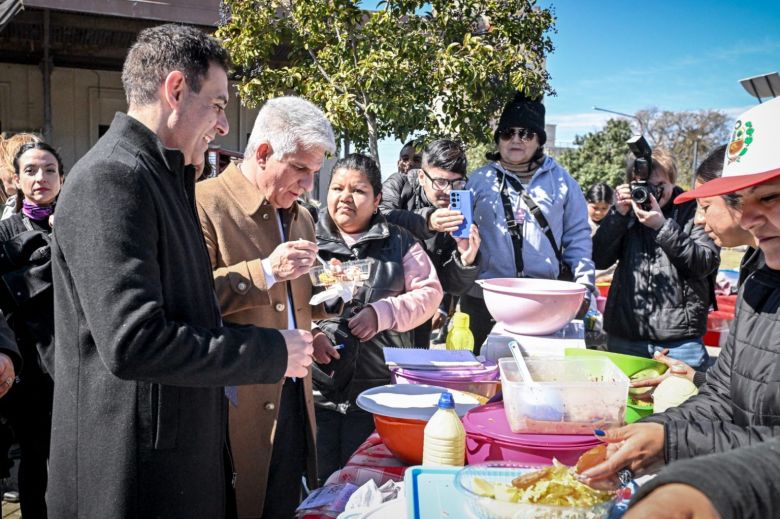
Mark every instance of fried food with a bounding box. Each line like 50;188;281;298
471;460;613;509
575;444;607;474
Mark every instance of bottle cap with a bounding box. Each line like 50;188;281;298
452;312;470;328
437;391;455;409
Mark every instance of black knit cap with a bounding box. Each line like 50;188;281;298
496;91;546;145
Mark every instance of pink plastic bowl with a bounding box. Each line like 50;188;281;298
477;278;586;336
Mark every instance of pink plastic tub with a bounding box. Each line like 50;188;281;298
462;403;602;465
476;278;586;336
391;365;500;399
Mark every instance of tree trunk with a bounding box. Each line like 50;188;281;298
365;111;380;171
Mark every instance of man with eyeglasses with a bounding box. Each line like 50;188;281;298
463;91;595;351
380;139;481;347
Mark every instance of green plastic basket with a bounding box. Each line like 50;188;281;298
564;349;667;423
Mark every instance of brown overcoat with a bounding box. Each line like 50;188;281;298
196;162;322;518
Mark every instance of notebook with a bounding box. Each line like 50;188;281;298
383;347;482;370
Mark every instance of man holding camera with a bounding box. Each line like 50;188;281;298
592;145;719;369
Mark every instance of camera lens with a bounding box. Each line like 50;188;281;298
631;185;649;204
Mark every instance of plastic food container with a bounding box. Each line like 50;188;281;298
308;258;371;287
563;349;666;423
463;403;602;465
476;278;586;336
498;357;628;434
391;365;501;399
454;462;616;519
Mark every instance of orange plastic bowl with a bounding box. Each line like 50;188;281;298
373;414;426;465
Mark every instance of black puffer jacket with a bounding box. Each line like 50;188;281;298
380;170;480;296
642;266;780;461
593;188;719;341
313;210;418;411
630;436;780;519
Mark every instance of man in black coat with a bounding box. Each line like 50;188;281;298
47;25;314;519
380;139;481;346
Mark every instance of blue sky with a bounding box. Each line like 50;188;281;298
376;0;780;175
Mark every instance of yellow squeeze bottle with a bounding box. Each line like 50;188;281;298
446;312;474;351
422;392;466;467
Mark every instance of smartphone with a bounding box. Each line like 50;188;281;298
449;190;473;239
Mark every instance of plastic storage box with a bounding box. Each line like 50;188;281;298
498;357;628;434
309;258;371;287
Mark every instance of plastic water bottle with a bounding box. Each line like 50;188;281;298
423;392;466;467
446;312;474;351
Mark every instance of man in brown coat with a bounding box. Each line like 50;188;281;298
196;96;336;519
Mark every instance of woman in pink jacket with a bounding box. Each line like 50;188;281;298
311;153;443;483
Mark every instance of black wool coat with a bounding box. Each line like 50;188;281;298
48;113;289;519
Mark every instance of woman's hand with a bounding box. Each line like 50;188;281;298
0;353;16;399
631;349;696;389
311;330;340;365
632;194;667;230
614;184;633;216
578;423;666;490
625;484;720;519
348;306;379;341
454;225;481;266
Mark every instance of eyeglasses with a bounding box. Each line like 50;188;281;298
422;169;467;191
498;128;536;142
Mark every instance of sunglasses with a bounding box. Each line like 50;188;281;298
498;128;536;142
422;168;467;191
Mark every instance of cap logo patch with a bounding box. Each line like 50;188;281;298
727;119;754;164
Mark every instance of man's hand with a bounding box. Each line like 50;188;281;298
614;184;633;216
348;306;379;342
625;484;720;519
454;225;481;266
578;423;666;490
0;353;15;399
280;329;313;378
268;240;318;282
312;330;341;365
632;194;667;230
429;208;464;233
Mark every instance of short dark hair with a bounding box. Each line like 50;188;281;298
695;144;739;207
330;153;382;196
122;24;230;107
585;182;614;204
422;139;467;176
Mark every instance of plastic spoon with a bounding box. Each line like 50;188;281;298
508;341;565;421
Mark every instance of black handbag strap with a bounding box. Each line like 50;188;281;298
497;169;567;275
497;172;524;277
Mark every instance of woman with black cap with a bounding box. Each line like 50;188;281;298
462;92;595;351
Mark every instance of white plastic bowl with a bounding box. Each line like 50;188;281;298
477;278;586;336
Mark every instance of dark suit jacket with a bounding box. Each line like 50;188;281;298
48;112;289;519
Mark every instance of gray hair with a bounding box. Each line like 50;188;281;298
245;97;336;160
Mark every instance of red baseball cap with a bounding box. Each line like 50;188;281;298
675;96;780;204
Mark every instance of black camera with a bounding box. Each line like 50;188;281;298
626;135;657;210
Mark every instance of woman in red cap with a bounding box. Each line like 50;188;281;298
579;99;780;518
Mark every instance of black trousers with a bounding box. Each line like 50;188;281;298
261;378;307;519
459;294;495;356
315;407;375;485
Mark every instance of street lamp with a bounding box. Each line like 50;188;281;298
739;72;780;103
593;106;645;135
